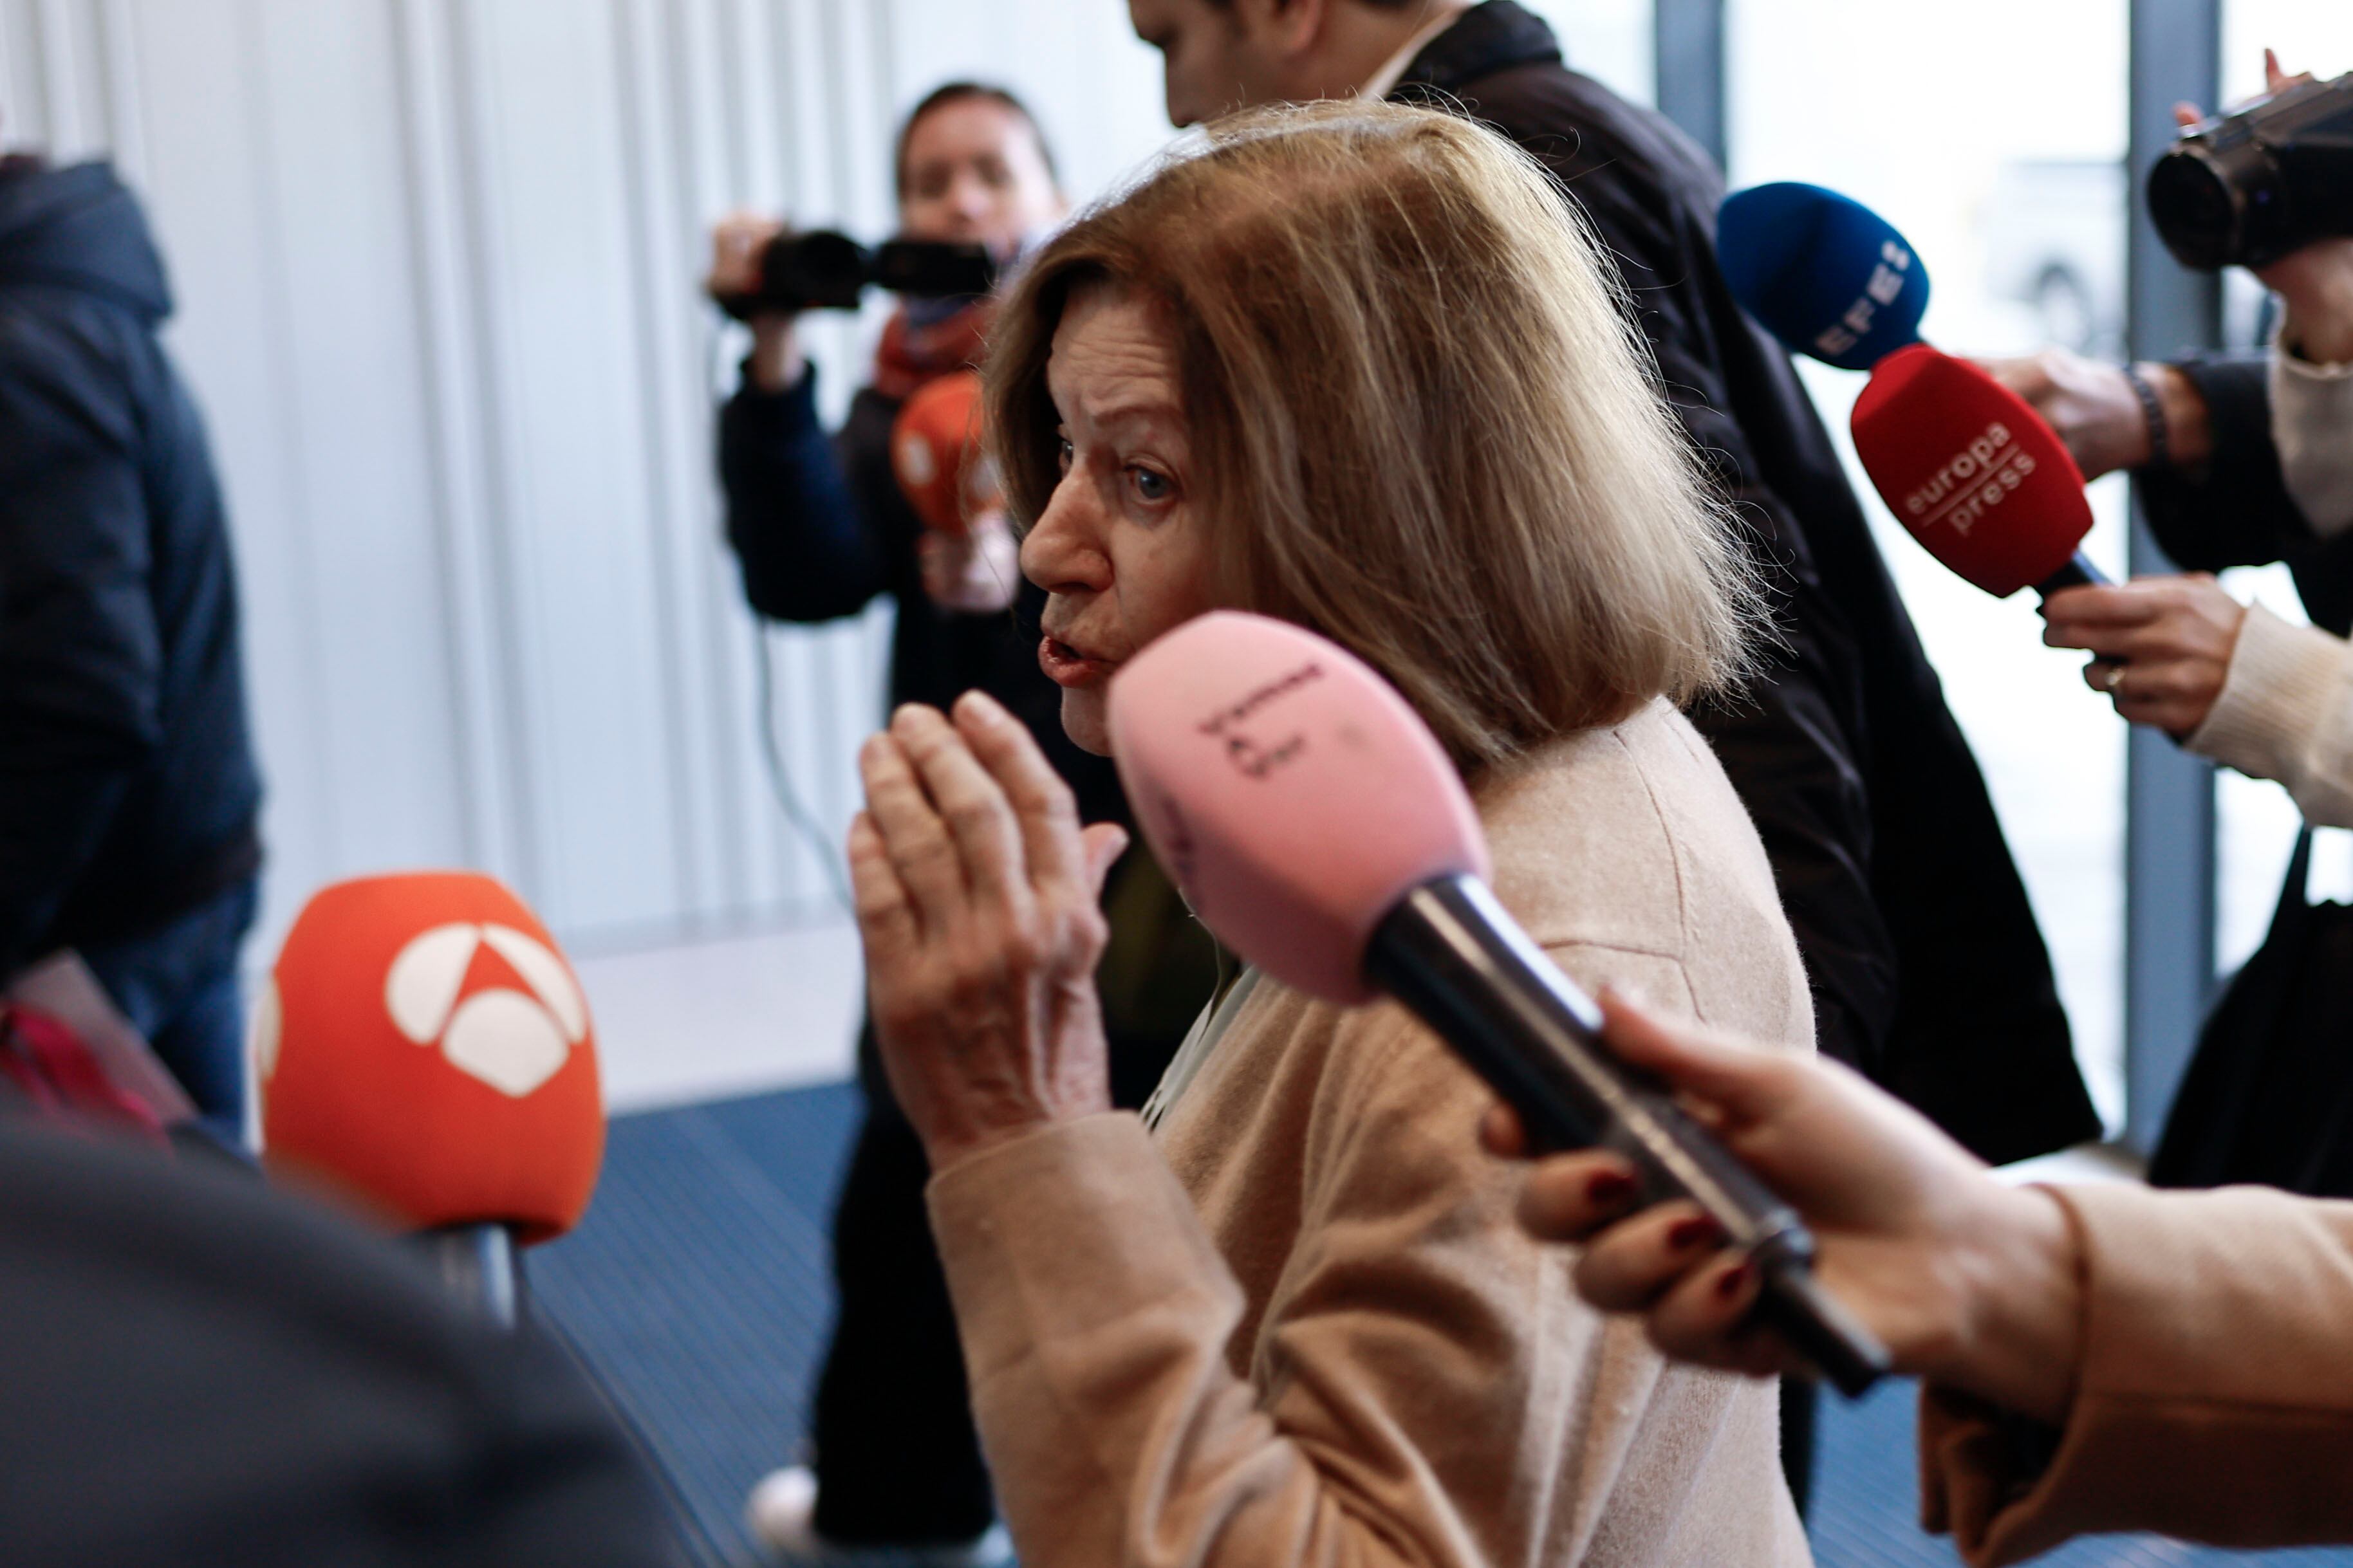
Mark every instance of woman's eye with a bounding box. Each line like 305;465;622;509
1130;466;1172;503
1056;438;1074;474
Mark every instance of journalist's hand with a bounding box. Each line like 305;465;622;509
918;511;1024;615
707;212;803;392
1976;349;2211;478
2043;575;2247;737
706;211;784;304
850;693;1127;1174
1480;994;2083;1424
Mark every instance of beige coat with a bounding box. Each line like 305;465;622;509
927;700;1816;1567
1923;1180;2353;1566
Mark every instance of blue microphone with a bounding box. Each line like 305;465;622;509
1717;183;1930;371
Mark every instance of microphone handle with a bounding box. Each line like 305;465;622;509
417;1222;524;1330
2035;550;2110;596
1366;874;1890;1397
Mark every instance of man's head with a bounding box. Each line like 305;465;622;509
1128;0;1469;128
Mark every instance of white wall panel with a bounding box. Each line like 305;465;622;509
0;0;1191;957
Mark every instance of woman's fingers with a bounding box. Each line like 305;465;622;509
890;705;1029;916
1515;1148;1644;1242
846;810;916;960
1081;821;1131;899
1645;1258;1793;1379
859;730;966;929
1570;1201;1722;1313
954;690;1090;890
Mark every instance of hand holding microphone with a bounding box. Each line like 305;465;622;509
893;371;1022;614
2042;574;2250;737
1106;613;1892;1395
1482;995;2086;1426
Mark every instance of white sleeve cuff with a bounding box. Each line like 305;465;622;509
2190;604;2353;827
2271;335;2353;538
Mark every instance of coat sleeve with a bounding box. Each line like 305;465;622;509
0;311;153;975
1537;155;1897;1071
2139;353;2312;573
2185;604;2353;827
1920;1182;2353;1566
716;360;893;623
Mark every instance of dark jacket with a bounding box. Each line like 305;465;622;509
1399;3;2099;1161
2144;352;2353;632
0;160;261;979
718;364;1128;828
0;1102;681;1566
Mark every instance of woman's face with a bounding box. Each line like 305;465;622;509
898;98;1065;255
1023;283;1218;755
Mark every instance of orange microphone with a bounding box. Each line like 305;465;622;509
254;871;604;1324
890;369;1002;535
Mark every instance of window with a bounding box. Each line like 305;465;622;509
1727;1;2134;1123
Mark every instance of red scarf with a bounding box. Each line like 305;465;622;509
871;297;994;402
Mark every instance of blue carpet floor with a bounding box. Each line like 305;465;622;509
532;1082;2353;1568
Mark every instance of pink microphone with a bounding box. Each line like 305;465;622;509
1110;611;1889;1396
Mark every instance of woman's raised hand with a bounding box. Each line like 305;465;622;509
850;692;1129;1173
1482;995;2085;1425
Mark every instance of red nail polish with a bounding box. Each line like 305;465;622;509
1668;1216;1719;1250
1716;1263;1751;1299
1588;1170;1635;1204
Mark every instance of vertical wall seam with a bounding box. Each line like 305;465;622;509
445;0;550;914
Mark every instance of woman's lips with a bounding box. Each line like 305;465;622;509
1039;634;1117;688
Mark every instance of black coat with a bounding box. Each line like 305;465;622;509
1399;3;2100;1162
718;364;1128;829
0;1103;680;1566
0;161;261;978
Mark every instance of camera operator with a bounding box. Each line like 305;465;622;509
706;82;1214;1563
1989;55;2353;595
2020;57;2353;826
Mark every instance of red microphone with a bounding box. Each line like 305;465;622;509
254;871;604;1324
891;369;1002;535
1108;612;1890;1396
1849;344;2108;600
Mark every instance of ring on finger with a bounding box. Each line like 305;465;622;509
2103;665;2127;692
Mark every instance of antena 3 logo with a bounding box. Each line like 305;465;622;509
254;922;590;1100
380;925;589;1096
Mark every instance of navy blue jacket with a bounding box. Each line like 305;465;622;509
0;160;261;976
1400;3;2099;1162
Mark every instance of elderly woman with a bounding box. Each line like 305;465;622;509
846;102;1812;1567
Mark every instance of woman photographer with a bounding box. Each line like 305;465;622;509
707;83;1213;1562
846;102;1814;1566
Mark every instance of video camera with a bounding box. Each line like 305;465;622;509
2149;71;2353;272
716;230;998;320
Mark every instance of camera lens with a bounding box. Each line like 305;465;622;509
2147;147;2240;272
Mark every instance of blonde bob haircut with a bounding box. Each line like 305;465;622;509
983;100;1759;773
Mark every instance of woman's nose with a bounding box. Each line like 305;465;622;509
1020;476;1111;595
